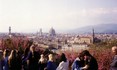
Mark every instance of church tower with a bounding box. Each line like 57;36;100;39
92;28;95;44
8;26;12;38
9;26;11;35
40;28;42;36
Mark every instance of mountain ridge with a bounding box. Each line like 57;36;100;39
69;24;117;34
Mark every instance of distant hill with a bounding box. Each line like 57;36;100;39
70;24;117;34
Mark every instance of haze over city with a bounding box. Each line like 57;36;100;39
0;0;117;33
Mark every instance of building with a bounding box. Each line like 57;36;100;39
9;26;11;35
8;26;12;38
49;27;56;36
92;28;101;43
74;37;92;44
39;28;43;36
92;28;95;43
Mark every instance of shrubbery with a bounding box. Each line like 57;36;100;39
0;38;116;70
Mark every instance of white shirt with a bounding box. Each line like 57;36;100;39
56;60;69;70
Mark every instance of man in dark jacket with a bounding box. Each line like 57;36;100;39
110;46;117;70
81;50;98;70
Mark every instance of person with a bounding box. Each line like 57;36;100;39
1;49;9;70
27;44;40;70
46;54;57;70
16;50;22;70
8;50;22;70
22;47;30;70
71;52;85;70
56;53;69;70
110;46;117;70
38;54;47;70
81;50;98;70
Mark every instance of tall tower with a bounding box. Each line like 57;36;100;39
9;26;11;35
40;28;42;36
92;28;95;44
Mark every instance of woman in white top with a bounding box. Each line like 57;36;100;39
56;53;69;70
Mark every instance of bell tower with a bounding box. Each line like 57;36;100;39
92;28;95;44
9;26;11;35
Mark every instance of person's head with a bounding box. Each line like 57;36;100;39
39;54;46;63
30;45;36;52
3;49;9;57
40;54;44;59
60;53;67;62
48;54;54;61
9;50;17;59
112;46;117;55
82;50;91;60
27;40;33;48
78;52;84;60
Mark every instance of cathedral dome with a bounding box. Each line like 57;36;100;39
49;27;56;36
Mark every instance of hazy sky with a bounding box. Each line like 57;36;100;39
0;0;117;33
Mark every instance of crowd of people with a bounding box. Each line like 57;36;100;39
0;42;117;70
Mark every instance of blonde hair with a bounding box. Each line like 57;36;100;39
48;54;54;61
30;45;35;52
8;50;14;60
8;50;17;66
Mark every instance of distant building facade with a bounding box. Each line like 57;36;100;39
49;27;56;36
74;37;92;44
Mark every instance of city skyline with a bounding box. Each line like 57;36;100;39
0;0;117;33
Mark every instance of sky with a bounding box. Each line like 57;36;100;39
0;0;117;33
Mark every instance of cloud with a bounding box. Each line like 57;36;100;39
38;8;117;29
85;8;117;17
112;8;117;13
52;8;117;20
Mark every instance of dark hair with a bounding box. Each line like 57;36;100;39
24;47;30;57
26;40;33;48
12;50;17;59
78;52;84;60
82;50;91;56
4;49;10;57
60;53;67;62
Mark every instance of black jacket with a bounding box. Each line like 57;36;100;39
110;55;117;70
